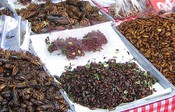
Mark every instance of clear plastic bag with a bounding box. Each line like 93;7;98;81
20;19;31;50
156;0;175;12
1;15;21;50
152;0;175;19
154;0;175;15
0;15;31;51
109;0;153;19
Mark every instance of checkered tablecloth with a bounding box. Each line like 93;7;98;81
92;0;175;112
125;96;175;112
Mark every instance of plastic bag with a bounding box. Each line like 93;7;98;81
156;0;175;12
0;16;4;44
1;15;21;50
150;0;175;19
0;15;30;51
109;0;153;19
20;19;31;50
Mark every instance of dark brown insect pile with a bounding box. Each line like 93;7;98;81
0;8;13;16
48;30;107;59
60;59;157;109
16;0;108;33
118;14;175;85
0;49;69;112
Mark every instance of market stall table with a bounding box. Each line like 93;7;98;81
1;0;175;111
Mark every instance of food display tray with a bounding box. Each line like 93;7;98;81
7;0;115;34
112;27;175;89
30;22;174;112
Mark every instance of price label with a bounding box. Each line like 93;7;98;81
150;0;175;11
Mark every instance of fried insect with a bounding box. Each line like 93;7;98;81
16;0;108;33
118;14;175;85
0;49;70;112
0;8;13;16
12;64;18;76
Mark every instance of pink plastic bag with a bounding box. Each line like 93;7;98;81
149;0;175;12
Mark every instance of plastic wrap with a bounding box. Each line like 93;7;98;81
144;0;175;20
108;0;153;20
1;15;21;50
156;0;175;12
20;19;31;50
0;16;4;44
0;15;30;51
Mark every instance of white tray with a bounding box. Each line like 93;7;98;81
30;22;173;112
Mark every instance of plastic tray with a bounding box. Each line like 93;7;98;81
112;26;175;89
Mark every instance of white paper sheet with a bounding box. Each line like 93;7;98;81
31;22;134;76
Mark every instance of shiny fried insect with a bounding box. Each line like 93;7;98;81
0;83;6;91
0;67;4;73
27;3;39;11
0;8;13;16
30;58;42;66
32;21;49;33
12;64;18;76
59;104;69;112
5;50;11;59
17;9;37;19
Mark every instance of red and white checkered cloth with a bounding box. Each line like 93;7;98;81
125;96;175;112
92;0;175;112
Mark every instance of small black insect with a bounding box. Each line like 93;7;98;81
45;36;51;45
